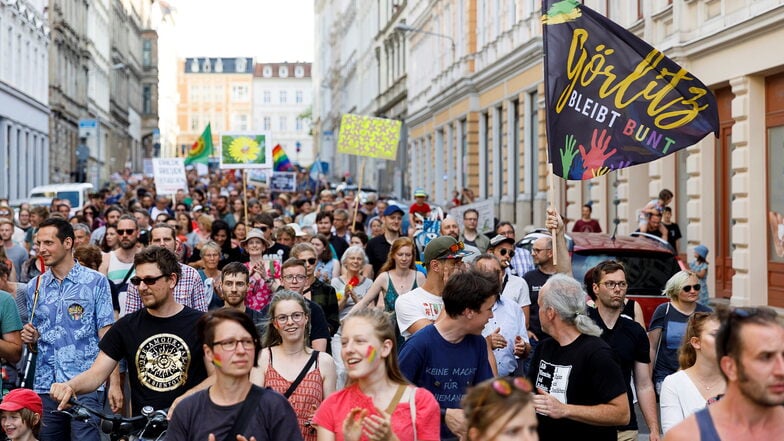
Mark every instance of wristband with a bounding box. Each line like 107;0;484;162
440;407;447;424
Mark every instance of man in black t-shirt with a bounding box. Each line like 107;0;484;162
366;205;404;275
49;246;210;414
528;274;629;441
586;260;661;441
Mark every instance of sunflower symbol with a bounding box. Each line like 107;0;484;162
228;136;261;162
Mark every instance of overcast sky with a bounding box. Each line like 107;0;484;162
172;0;314;63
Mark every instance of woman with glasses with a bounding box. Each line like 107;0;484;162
648;270;712;394
659;312;724;433
252;291;336;441
330;246;372;388
311;234;340;282
291;243;340;337
462;376;538;441
313;308;440;441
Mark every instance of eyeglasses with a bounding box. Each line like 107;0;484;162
255;226;269;232
212;338;255;351
682;284;701;292
274;312;306;325
129;274;168;286
303;258;317;265
475;376;534;408
282;274;307;282
600;281;628;290
464;217;478;222
117;229;136;236
531;247;551;254
498;248;515;258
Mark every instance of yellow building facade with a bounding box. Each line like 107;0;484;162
405;0;784;307
176;57;254;153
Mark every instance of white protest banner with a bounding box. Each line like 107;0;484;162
449;199;496;234
269;172;297;192
152;158;188;195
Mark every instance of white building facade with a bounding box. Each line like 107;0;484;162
0;0;49;201
252;62;314;166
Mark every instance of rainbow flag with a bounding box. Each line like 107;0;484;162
272;144;295;171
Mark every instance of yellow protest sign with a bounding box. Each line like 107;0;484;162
337;114;402;160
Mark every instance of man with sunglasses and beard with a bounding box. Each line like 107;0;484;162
663;306;784;441
99;214;140;316
49;246;211;417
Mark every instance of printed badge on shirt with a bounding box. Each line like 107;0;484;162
535;360;572;404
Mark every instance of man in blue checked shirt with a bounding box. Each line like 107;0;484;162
20;217;115;441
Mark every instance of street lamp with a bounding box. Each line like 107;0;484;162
394;23;456;56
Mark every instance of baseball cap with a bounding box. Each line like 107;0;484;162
0;388;43;415
489;234;515;248
424;236;472;265
383;205;404;217
286;223;308;237
414;188;427;198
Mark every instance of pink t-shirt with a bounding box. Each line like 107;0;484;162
312;383;440;441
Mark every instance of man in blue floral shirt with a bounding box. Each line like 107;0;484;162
21;217;114;441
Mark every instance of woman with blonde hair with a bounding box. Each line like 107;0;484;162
313;308;440;441
252;290;337;441
659;311;724;433
647;270;712;393
462;376;538;441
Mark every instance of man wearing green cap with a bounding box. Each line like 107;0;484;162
395;235;471;340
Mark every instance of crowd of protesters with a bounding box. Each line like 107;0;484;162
0;170;781;441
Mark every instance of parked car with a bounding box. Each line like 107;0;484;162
569;231;686;327
518;229;683;327
27;183;94;217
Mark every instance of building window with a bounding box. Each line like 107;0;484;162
296;118;303;131
143;84;152;114
263;90;271;104
263;116;271;131
280;90;287;104
231;85;249;102
203;58;212;72
190;115;200;131
232;114;249;131
263;66;272;77
279;66;288;77
295;65;304;77
142;39;152;68
295;90;303;103
215;59;223;72
279;116;287;131
235;57;247;72
190;59;199;72
214;85;224;100
189;85;200;102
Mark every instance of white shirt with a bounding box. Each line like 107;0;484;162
395;286;442;339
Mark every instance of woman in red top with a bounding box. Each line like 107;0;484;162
252;290;337;441
313;308;440;441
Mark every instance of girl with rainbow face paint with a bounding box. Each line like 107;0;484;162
312;308;442;441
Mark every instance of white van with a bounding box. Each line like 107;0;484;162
28;183;94;216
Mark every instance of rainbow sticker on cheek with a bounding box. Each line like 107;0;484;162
212;353;223;368
366;346;377;363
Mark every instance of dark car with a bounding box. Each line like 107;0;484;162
569;231;686;327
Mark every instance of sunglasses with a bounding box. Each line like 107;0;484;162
498;248;515;258
475;376;534;408
303;257;317;265
682;284;701;292
117;229;136;236
253;225;269;232
130;274;168;286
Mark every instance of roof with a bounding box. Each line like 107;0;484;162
570;232;675;255
183;58;254;74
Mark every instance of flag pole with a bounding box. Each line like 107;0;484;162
549;162;558;266
351;157;366;233
243;169;248;224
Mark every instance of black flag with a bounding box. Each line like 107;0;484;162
543;0;719;180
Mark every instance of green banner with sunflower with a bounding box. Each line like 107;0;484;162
219;132;274;169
